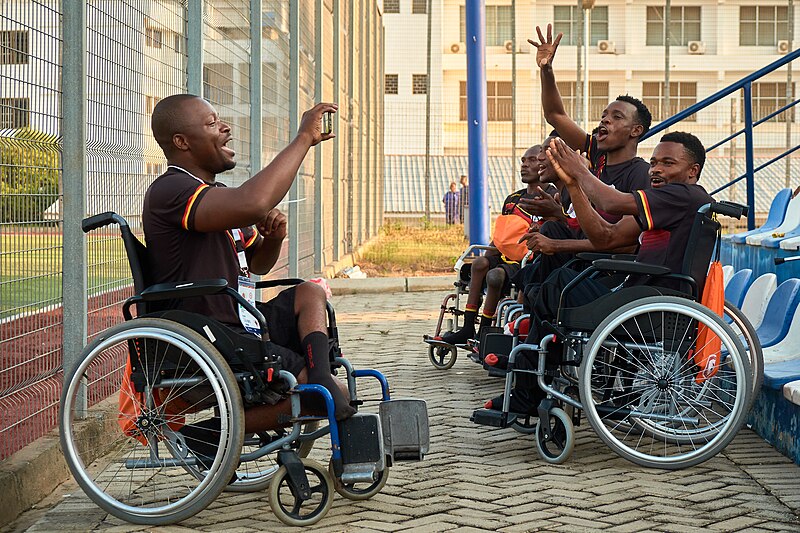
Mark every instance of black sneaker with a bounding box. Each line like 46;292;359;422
440;327;476;345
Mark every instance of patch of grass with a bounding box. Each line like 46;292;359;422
358;221;468;277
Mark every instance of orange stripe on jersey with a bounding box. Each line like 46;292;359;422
181;183;210;230
637;190;654;230
243;230;258;248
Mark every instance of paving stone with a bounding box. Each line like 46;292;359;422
8;290;800;532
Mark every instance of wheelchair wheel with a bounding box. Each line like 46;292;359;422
59;318;244;525
579;296;752;470
511;414;538;435
268;458;333;526
222;421;319;492
428;343;457;370
535;407;574;464
328;460;389;500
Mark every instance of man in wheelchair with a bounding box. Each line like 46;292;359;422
143;93;355;432
438;143;556;345
485;131;714;412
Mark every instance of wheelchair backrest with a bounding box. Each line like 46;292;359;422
82;212;150;313
680;210;720;298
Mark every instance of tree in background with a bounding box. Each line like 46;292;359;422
0;128;60;224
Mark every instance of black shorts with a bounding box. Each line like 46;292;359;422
256;287;306;377
460;254;520;295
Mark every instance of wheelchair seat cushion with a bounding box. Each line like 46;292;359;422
144;309;306;380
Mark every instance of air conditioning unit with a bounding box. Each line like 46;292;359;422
597;40;616;54
504;40;514;53
778;40;790;54
687;41;706;55
449;42;464;54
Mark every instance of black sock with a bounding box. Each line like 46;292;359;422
301;331;355;421
462;309;478;333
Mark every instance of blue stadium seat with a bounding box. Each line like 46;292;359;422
755;278;800;348
727;188;792;244
724;268;753;309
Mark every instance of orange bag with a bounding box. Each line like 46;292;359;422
493;214;530;262
118;352;186;445
694;260;724;384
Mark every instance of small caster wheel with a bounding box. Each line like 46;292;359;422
429;344;457;370
268;458;333;526
328;461;389;500
535;407;574;464
511;413;538;435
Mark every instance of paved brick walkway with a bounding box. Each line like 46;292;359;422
7;290;800;532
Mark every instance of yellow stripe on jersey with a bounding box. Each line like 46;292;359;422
182;183;210;230
637;190;654;230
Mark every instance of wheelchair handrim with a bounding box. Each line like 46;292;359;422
61;326;236;518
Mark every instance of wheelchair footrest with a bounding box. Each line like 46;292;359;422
471;408;516;428
379;399;429;461
339;413;386;475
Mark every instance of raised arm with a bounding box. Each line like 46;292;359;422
193;103;337;232
529;24;587;151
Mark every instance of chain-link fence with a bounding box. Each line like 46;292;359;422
0;0;383;460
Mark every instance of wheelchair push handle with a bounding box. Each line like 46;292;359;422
702;201;748;220
775;256;800;265
82;212;128;233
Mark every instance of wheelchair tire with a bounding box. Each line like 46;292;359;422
723;300;763;404
428;343;457;370
535;407;574;464
329;460;389;500
59;318;245;525
511;414;538;435
579;296;752;470
221;421;320;492
268;458;333;526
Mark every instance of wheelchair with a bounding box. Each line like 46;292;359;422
423;245;528;370
471;201;761;469
59;212;429;526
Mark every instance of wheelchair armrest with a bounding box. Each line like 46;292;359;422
454;245;498;272
255;278;305;289
590;259;671;276
611;254;637;262
140;279;229;301
575;252;613;263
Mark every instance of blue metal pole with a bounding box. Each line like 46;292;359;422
465;0;489;245
743;83;756;231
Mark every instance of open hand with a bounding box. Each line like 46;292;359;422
257;209;288;241
519;186;564;219
528;24;562;69
526;233;559;255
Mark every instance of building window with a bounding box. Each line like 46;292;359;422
0;30;29;64
646;6;701;46
264;62;278;104
384;0;400;14
144;95;162;115
744;82;795;122
552;6;609;46
145;27;163;48
412;0;427;14
555;81;609;123
460;5;514;46
412;74;428;95
203;63;235;104
459;81;512;121
740;6;789;46
0;98;30;129
145;162;164;175
173;33;185;54
642;82;697;122
385;74;398;95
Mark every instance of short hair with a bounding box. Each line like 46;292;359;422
151;94;202;154
660;131;706;179
616;94;652;137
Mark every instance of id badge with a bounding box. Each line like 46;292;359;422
237;275;261;337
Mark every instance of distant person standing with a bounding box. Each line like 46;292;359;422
459;174;469;222
443;182;460;225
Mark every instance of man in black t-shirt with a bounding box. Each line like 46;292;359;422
484;131;714;412
439;144;556;345
143;94;355;427
512;25;652;293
